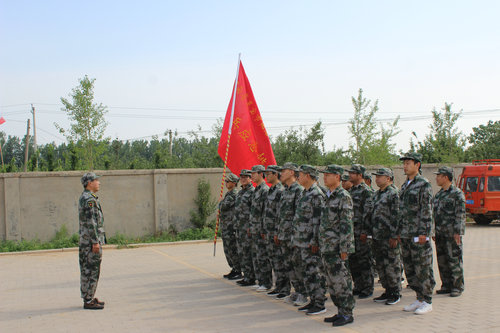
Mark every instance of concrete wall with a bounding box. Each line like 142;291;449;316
0;164;468;242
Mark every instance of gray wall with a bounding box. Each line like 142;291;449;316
0;164;467;241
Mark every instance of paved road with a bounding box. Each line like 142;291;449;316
1;223;500;333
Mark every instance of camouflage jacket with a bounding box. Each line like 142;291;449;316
399;175;433;238
433;184;466;237
79;190;105;246
277;181;304;241
249;182;269;234
263;182;284;237
233;184;255;231
291;183;325;248
350;183;374;237
366;185;400;240
320;185;354;254
219;188;238;230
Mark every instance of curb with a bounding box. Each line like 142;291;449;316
0;239;214;256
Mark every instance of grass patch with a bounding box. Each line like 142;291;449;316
0;226;219;253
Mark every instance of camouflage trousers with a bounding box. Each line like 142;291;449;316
251;233;272;287
435;236;464;292
349;239;374;295
298;247;326;307
281;242;306;295
321;252;355;316
221;224;241;273
401;238;436;303
79;244;102;301
235;229;255;282
266;237;287;293
372;239;402;295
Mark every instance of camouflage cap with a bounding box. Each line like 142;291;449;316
239;169;252;177
372;167;394;178
348;164;366;174
251;165;266;172
81;172;100;186
399;152;422;163
265;165;281;173
282;162;299;171
319;164;344;175
341;174;350;181
363;173;372;181
434;166;454;178
225;173;239;183
299;164;319;177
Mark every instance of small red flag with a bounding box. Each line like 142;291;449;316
218;62;276;175
0;117;5;125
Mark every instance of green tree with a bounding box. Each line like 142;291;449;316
465;120;500;161
189;178;217;229
348;89;401;165
272;121;325;165
55;75;108;170
410;103;465;163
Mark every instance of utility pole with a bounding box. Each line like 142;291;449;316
23;119;31;172
169;130;173;156
31;104;38;169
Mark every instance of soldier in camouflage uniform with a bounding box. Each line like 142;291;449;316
319;165;355;326
366;168;402;305
262;165;285;297
433;166;466;297
364;172;373;189
234;169;256;287
292;165;327;315
275;163;308;304
342;174;353;191
348;164;375;298
219;173;242;280
79;172;106;310
249;165;272;291
399;152;436;315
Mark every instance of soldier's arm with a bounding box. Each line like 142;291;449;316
84;198;100;244
339;194;354;254
361;189;374;235
311;194;324;247
418;181;434;236
455;190;466;235
389;190;400;239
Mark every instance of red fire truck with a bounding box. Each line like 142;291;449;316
458;159;500;224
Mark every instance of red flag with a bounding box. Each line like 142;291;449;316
218;62;276;175
0;117;5;125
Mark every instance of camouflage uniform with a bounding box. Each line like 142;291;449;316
367;168;402;297
249;166;271;287
319;165;355;316
276;166;306;296
263;167;285;291
234;171;255;283
348;165;375;296
219;175;241;274
292;165;326;307
79;173;105;302
433;167;466;293
399;152;436;304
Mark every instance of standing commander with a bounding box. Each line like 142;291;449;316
79;172;106;310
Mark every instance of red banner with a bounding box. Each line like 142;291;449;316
0;117;5;125
218;62;276;175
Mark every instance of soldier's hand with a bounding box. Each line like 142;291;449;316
261;233;266;240
389;238;398;248
418;235;427;244
454;234;461;245
360;233;367;243
247;229;251;237
432;236;436;241
340;252;348;261
92;243;100;253
310;245;319;254
274;235;280;245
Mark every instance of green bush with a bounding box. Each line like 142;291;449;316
189;178;217;229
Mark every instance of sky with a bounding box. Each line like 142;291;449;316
0;0;499;153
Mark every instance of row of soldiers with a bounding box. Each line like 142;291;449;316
218;152;465;326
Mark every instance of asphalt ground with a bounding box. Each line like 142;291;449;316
1;222;500;332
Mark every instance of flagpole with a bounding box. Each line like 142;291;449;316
214;53;241;257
